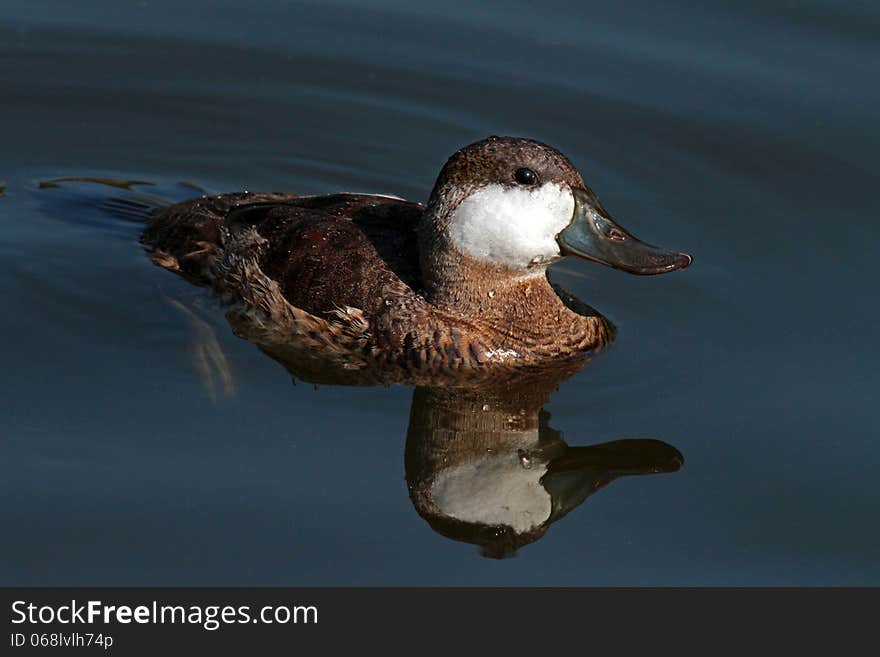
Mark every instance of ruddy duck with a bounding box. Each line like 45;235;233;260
141;136;691;375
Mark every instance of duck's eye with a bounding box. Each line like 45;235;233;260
514;167;538;186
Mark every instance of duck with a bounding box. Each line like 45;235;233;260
140;136;691;377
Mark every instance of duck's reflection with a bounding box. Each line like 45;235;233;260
405;378;682;558
228;312;683;558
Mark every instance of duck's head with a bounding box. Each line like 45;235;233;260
420;136;691;286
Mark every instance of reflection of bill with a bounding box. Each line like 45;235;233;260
405;384;682;559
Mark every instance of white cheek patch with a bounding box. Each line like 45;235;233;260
447;182;575;269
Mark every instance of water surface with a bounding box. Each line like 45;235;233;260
1;0;878;585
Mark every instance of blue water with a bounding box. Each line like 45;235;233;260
1;0;878;585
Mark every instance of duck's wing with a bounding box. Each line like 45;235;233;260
141;192;296;285
225;193;424;319
143;192;425;319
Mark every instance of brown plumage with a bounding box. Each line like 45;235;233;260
140;137;691;382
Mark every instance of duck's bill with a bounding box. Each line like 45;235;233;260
557;188;692;275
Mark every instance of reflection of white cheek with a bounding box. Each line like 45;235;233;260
430;430;552;533
431;454;551;533
448;183;574;269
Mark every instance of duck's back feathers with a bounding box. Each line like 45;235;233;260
143;192;425;315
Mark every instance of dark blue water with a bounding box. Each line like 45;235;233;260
1;0;878;585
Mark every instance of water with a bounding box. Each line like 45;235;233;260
1;0;878;585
